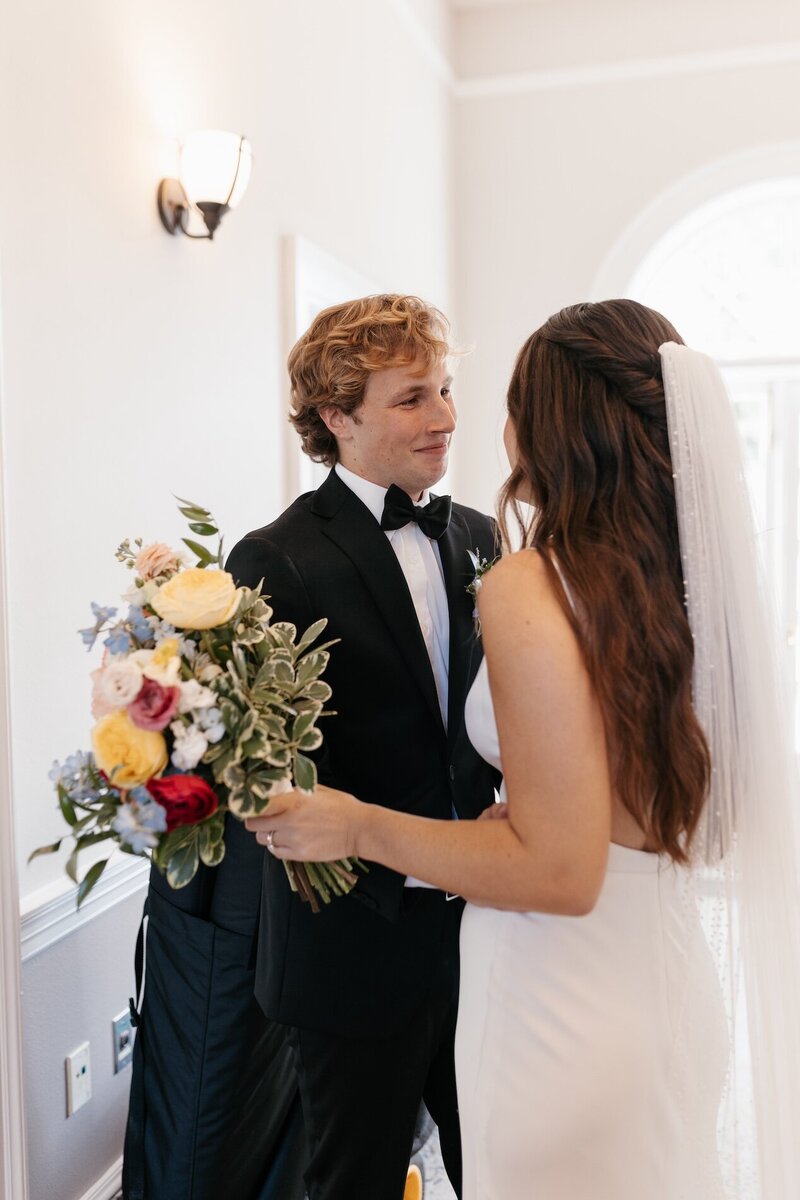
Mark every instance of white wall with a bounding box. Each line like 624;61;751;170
21;889;142;1200
0;0;454;902
450;12;800;513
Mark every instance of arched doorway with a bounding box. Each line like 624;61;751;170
626;178;800;744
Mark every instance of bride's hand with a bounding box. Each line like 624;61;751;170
244;785;362;862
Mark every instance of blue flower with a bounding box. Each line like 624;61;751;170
127;608;153;646
48;759;66;785
91;602;117;624
79;602;119;651
128;785;153;805
103;624;132;655
112;799;167;853
152;620;177;644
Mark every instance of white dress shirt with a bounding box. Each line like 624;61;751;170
334;463;451;889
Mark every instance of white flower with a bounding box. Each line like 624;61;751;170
178;679;216;714
130;646;182;687
198;661;223;683
122;579;159;609
198;706;225;743
93;659;144;712
170;721;208;770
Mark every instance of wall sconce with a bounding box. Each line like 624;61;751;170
157;131;253;240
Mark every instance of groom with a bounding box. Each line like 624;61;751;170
227;294;499;1200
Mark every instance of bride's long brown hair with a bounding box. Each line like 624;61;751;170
499;299;710;862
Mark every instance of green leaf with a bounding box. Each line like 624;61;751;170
77;859;109;908
166;840;201;889
298;728;323;752
199;836;225;867
296;652;329;686
295;618;328;655
58;791;77;827
27;838;64;863
273;660;295;685
65;843;80;884
188;522;218;537
174;496;212;521
292;710;317;741
182;538;215;566
198;820;226;867
293;752;317;793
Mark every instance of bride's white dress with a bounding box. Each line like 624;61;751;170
457;657;728;1200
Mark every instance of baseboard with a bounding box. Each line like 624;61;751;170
78;1156;122;1200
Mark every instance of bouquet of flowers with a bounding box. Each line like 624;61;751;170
32;499;362;911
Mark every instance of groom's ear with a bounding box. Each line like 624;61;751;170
319;405;352;443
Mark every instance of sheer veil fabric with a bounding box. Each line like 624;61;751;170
660;343;800;1198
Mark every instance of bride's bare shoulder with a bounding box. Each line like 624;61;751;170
478;550;566;629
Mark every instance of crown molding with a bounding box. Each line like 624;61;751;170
456;39;800;97
388;0;455;86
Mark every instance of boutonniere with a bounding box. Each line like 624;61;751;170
466;548;499;630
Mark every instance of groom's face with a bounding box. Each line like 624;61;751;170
324;358;456;499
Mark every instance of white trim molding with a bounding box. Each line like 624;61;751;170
77;1156;122;1200
20;854;148;963
591;142;800;301
0;256;28;1200
456;39;800;97
388;0;455;86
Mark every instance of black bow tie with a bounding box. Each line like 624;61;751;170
380;484;452;540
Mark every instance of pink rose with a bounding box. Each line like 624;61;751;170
128;678;181;731
135;542;181;581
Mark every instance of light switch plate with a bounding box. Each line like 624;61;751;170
112;1009;134;1073
66;1042;91;1115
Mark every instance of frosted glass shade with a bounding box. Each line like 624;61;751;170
179;131;252;210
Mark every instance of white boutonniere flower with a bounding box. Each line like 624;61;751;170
466;547;499;629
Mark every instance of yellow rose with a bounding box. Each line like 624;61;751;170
150;568;242;631
91;711;168;788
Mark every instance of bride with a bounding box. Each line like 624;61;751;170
249;299;800;1198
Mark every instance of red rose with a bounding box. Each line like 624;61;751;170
128;678;181;732
147;774;218;832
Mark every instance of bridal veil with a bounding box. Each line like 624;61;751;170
661;342;800;1198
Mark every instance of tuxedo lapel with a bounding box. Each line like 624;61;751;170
436;508;480;747
312;472;445;732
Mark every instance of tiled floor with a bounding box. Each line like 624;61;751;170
413;1114;458;1200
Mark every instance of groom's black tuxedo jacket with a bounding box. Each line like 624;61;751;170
226;469;500;1038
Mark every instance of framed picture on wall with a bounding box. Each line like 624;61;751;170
282;235;381;504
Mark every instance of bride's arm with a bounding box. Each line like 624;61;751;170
251;551;612;914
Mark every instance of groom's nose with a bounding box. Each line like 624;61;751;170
429;392;457;433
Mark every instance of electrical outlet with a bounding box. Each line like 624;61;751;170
65;1042;91;1116
112;1009;134;1073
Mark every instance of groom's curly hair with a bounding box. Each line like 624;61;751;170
499;299;711;864
288;294;452;466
